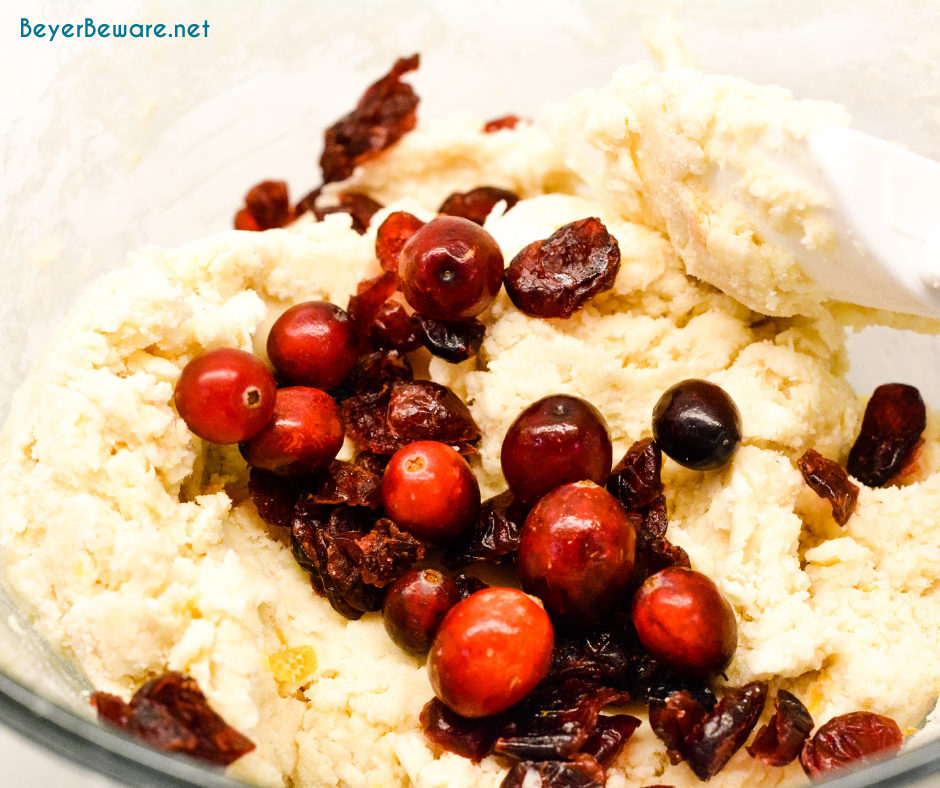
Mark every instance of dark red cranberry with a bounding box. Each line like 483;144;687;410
801;712;903;778
518;482;636;627
240;387;344;476
428;588;554;718
501;395;612;505
382;569;462;654
652;380;741;471
631;567;737;679
399;216;504;322
369;301;423;353
382;441;481;544
174;348;276;445
266;302;358;391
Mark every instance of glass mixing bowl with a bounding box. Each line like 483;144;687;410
3;1;940;786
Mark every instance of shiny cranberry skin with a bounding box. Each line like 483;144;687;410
428;588;554;718
382;441;481;544
501;395;612;505
632;566;737;679
266;301;358;391
383;569;462;654
174;348;276;445
518;481;636;628
399;216;504;322
240;387;344;475
652;380;741;471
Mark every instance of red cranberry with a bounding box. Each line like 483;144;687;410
518;481;636;627
240;387;344;475
428;588;554;718
382;441;481;544
266;301;358;391
652;380;741;471
399;216;504;322
632;566;737;679
500;395;612;505
383;569;462;654
174;348;276;445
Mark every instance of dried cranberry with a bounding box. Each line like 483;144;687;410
347;270;401;352
798;449;859;526
382;441;481;544
650;690;709;765
581;714;642;768
234;180;293;231
801;711;903;778
369;301;423;353
400;216;505;322
311;191;383;234
341;394;401;456
493;678;631;761
518;482;637;627
376;211;426;272
92;672;255;767
438;186;520;226
354;350;414;400
484;115;523;132
500;759;605;788
307;460;383;508
501;394;613;505
682;682;768;780
248;469;305;528
383;569;463;654
267;301;358;391
632;567;737;680
420;697;504;762
607;438;664;512
446;490;529;566
174;348;276;445
333;518;424;589
354;449;391;476
848;383;926;488
386;380;481;451
415;314;486;363
428;587;554;718
240;387;344;475
505;218;620;319
747;690;814;767
645;673;716;710
321;55;420;184
652;380;742;471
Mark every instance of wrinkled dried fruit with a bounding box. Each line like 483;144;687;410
650;690;709;765
848;384;926;488
92;672;255;766
645;673;716;710
438;186;520;226
354;350;414;401
313;192;383;234
307;460;383;508
333;518;425;588
500;759;605;788
321;55;420;184
747;690;814;767
800;711;903;779
248;469;305;528
607;438;664;512
484;115;523;132
581;714;642;768
505;218;620;319
416;314;486;363
420;697;504;761
386;380;482;451
234;180;293;231
446;490;529;566
341;392;402;455
369;302;424;353
798;449;859;526
376;211;426;272
354;450;391;476
683;681;768;781
347;271;401;352
493;678;631;761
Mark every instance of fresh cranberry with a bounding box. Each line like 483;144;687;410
174;348;276;445
428;588;554;718
266;302;358;391
652;380;741;471
518;481;636;627
383;569;463;654
382;441;481;544
399;216;504;322
240;387;344;475
632;566;737;679
501;395;612;505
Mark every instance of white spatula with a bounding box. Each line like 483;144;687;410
798;127;940;318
